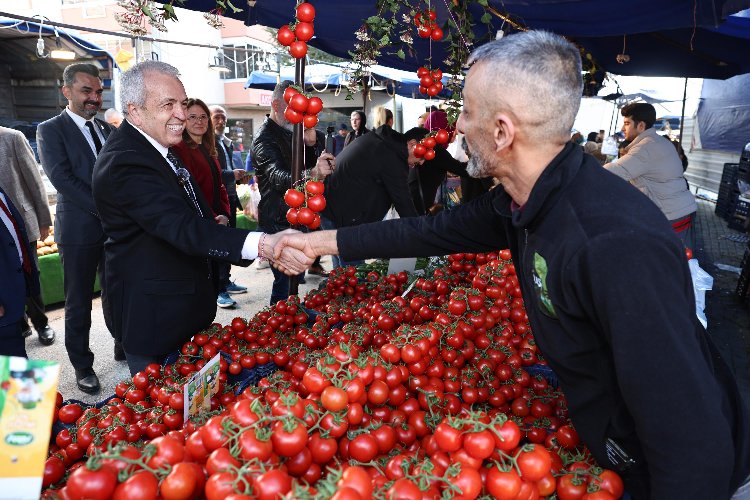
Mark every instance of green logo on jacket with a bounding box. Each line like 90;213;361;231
532;252;557;318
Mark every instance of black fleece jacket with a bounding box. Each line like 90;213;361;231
338;143;750;499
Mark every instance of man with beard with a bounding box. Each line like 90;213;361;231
37;63;120;394
250;80;335;304
273;31;750;499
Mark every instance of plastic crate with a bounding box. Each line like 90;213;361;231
234;362;279;395
737;249;750;299
523;364;559;388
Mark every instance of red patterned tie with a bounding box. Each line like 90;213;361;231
0;197;32;274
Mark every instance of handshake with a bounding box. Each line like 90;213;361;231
260;228;337;275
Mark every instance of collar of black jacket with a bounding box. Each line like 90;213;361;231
490;142;583;229
372;125;409;161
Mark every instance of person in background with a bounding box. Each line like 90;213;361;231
274;30;750;500
672;138;689;172
596;128;605;143
250;80;335;304
173;98;237;309
604;102;697;249
37;63;120;394
0;185;41;358
209;104;249;299
0;126;56;347
332;123;347;156
584;131;607;165
570;130;584;146
104;108;123;128
372;106;394;129
416;111;429;128
343;110;368;148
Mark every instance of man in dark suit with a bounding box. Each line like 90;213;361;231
0;185;40;358
92;60;307;375
37;63;120;394
208;104;248;305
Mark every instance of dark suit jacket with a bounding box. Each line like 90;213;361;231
0;186;40;328
215;136;239;200
92;120;251;357
322;125;418;228
37;110;112;245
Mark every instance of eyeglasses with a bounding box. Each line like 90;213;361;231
187;114;208;122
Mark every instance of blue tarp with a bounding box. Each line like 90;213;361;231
696;73;750;152
244;62;450;99
166;0;750;78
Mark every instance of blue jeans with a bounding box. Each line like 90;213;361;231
320;216;365;269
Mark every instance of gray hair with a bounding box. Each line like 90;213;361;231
272;80;293;104
208;104;227;115
104;108;122;121
120;60;181;113
62;63;100;87
468;31;582;142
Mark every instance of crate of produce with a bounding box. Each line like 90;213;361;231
523;363;559;388
234;362;279;395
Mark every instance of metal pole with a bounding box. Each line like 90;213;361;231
679;77;688;142
288;56;305;297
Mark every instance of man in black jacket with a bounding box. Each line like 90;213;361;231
322;125;424;268
275;31;750;499
250;80;334;304
92;62;308;374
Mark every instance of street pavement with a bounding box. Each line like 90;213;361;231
25;199;750;406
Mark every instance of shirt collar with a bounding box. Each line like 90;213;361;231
65;107;97;128
128;119;170;160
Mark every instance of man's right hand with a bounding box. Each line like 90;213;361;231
310;153;335;179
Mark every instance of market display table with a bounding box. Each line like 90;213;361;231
38;253;100;306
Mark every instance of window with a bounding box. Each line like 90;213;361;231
220;44;275;80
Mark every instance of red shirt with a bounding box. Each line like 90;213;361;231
173;141;230;217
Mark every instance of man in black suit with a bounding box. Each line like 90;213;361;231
208;104;248;306
37;63;120;394
0;185;40;358
92;60;308;375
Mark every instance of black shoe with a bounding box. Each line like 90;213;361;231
21;327;32;339
37;326;55;346
75;368;100;394
114;342;126;361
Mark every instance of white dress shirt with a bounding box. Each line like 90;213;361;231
65;107;106;157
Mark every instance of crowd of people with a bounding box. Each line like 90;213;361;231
1;29;749;499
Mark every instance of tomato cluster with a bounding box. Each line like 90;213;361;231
282;86;324;129
414;8;443;41
284;179;325;229
43;252;626;500
417;65;444;97
276;2;316;59
415;127;451;161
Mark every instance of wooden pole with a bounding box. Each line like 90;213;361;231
288;56;305;297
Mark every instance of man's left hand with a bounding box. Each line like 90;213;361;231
39;227;50;240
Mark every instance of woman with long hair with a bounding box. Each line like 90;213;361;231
173;98;235;307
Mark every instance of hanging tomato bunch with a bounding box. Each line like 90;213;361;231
413;129;450;161
414;8;443;41
277;2;316;59
285;179;326;230
283;86;324;129
417;66;444;97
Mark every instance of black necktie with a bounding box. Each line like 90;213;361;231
85;121;103;154
166;150;203;217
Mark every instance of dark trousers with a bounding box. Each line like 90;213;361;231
20;242;48;332
0;322;27;358
260;224;303;305
58;241;114;370
320;216;364;269
125;351;164;376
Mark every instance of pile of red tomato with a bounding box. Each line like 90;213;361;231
42;252;625;499
276;2;316;59
284;178;326;230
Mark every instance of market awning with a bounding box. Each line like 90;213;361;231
0;19;116;80
161;0;750;78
